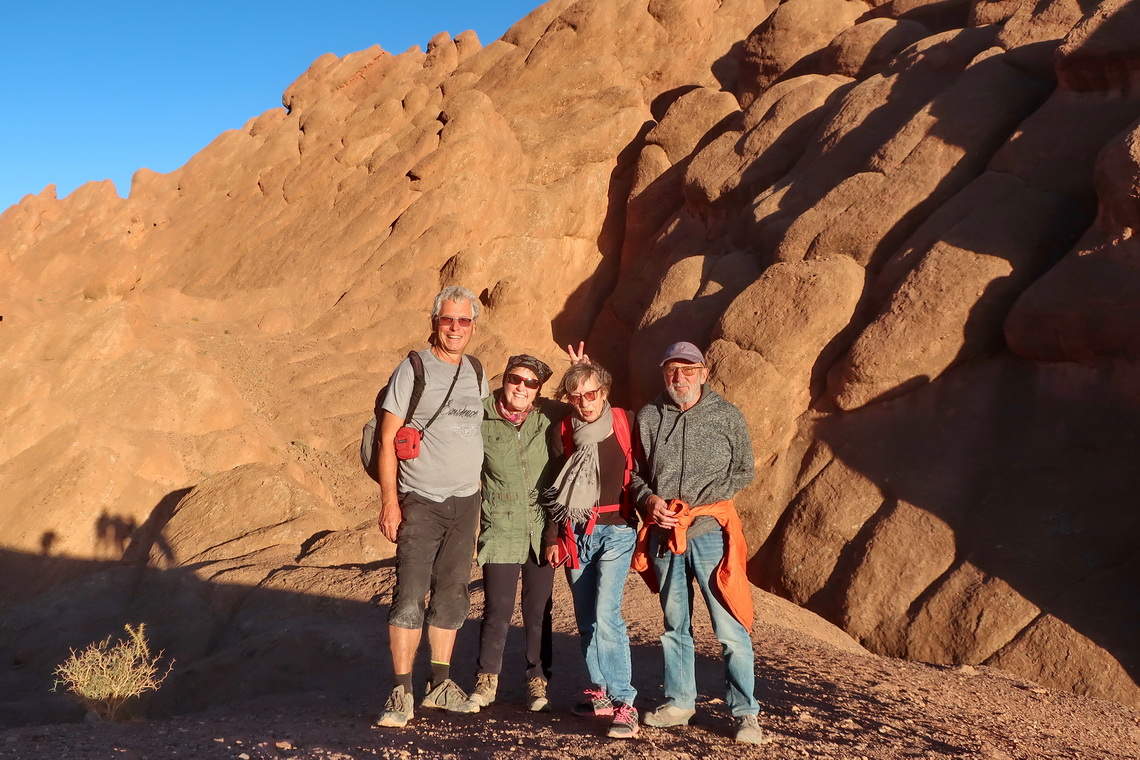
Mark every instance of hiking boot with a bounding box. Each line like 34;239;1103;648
607;703;640;739
525;677;549;713
374;685;414;728
422;678;470;712
735;713;763;745
461;673;498;712
643;702;696;727
571;687;613;717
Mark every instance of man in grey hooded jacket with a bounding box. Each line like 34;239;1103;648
628;341;763;745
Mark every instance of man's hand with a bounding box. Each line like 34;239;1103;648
378;499;403;543
566;341;590;365
647;494;679;528
544;544;562;566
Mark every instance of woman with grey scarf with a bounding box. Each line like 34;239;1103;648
543;362;641;740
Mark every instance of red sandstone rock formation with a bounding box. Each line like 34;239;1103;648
0;0;1136;720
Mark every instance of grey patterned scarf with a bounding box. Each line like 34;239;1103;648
546;404;615;526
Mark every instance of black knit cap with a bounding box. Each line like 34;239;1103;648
505;354;553;384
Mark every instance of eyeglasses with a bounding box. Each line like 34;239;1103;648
436;315;474;328
567;389;602;405
505;373;541;390
662;364;705;378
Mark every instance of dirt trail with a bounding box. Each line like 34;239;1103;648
3;570;1137;759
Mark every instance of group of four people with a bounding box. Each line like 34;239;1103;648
371;286;763;745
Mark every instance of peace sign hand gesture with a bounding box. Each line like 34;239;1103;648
566;341;590;365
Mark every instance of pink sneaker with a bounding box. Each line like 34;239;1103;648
608;703;640;739
572;687;614;717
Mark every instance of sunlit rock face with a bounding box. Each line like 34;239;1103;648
0;0;1136;716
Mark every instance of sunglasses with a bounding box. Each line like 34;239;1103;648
662;364;705;378
505;373;542;390
567;389;602;405
436;316;474;327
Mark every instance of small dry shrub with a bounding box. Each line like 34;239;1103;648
53;623;174;721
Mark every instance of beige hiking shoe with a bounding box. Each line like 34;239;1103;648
462;672;498;712
526;677;549;712
643;702;695;727
374;684;414;728
735;713;764;744
422;678;470;713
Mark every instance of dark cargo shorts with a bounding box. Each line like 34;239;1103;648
388;490;480;630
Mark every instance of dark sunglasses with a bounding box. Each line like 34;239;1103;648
567;389;602;405
436;315;474;327
505;373;542;390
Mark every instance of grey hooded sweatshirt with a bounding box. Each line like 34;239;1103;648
629;386;754;524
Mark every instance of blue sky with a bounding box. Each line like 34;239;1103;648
0;1;542;213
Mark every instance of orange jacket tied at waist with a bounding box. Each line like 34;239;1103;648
631;498;753;629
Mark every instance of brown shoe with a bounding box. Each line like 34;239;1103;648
464;672;498;711
526;677;549;712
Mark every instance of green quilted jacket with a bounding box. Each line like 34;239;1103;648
477;393;567;565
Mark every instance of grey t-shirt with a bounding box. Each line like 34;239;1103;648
381;348;489;501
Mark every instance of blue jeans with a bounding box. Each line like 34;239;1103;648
650;528;759;716
567;522;637;705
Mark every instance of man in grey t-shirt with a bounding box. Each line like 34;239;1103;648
374;286;490;728
383;349;486;501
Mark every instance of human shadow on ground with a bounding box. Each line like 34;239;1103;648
0;540;746;735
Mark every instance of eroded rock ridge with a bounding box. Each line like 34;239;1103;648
0;0;1136;719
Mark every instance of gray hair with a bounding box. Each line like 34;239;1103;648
432;286;481;320
555;362;612;400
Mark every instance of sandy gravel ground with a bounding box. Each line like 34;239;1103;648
2;568;1137;760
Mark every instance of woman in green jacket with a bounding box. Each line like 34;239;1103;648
462;354;565;714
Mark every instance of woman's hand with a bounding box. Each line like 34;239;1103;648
566;341;590;365
544;544;562;566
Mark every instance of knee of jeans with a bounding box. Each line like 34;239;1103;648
594;616;629;641
660;596;694;629
718;628;756;655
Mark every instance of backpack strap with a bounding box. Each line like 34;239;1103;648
403;350;426;424
560;415;575;458
611;408;633;478
364;351;427;482
468;355;484;393
611;408;635;520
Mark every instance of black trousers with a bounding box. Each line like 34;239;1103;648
389;491;479;630
477;557;554;681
